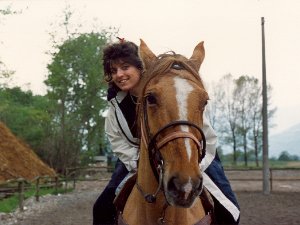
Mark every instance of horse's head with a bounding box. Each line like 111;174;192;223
137;40;208;208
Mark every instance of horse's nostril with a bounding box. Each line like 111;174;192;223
167;176;180;194
167;176;204;197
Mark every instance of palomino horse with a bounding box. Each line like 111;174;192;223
119;40;212;225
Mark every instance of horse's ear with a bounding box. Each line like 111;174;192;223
139;39;156;70
189;41;205;72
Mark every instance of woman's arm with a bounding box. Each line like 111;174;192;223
105;105;139;172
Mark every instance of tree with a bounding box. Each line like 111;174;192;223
234;76;257;166
0;4;17;86
43;6;118;172
0;87;52;159
209;74;276;166
45;32;112;171
209;74;240;165
0;61;14;88
278;151;299;161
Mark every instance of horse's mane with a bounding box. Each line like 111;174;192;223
142;52;203;88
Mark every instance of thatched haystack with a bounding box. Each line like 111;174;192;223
0;122;55;182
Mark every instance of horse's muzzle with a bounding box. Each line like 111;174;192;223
165;175;203;207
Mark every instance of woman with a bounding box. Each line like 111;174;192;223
93;39;240;225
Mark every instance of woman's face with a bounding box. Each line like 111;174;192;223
111;61;141;93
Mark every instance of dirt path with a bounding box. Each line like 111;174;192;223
1;179;300;225
237;191;300;225
0;181;106;225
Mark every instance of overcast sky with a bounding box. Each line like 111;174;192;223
0;0;300;136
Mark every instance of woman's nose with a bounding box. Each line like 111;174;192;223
116;68;124;77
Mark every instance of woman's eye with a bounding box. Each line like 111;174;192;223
121;65;129;70
146;94;157;105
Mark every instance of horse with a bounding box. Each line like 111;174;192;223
118;40;213;225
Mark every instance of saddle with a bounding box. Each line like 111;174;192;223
113;172;137;213
113;173;215;225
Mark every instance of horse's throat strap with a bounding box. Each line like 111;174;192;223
156;131;202;150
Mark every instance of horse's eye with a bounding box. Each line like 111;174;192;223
200;100;208;110
146;94;157;105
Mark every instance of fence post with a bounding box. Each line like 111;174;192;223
73;176;76;189
269;168;273;192
18;178;25;211
55;176;59;194
35;177;40;202
64;168;68;193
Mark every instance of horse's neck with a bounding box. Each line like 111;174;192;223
137;143;161;195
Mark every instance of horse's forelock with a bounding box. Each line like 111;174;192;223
140;53;204;95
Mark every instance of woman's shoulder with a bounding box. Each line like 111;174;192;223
108;90;128;103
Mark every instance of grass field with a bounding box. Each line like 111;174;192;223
0;187;72;213
222;160;300;169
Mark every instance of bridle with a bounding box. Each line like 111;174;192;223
136;61;207;205
142;115;207;181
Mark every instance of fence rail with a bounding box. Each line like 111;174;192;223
0;176;71;211
1;167;299;212
0;166;112;211
224;168;300;192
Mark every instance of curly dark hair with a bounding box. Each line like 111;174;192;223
103;41;143;82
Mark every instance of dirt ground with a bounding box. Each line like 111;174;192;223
1;170;300;225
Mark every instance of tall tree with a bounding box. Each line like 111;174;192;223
209;74;276;166
44;6;117;172
45;32;112;171
210;74;240;164
247;77;263;167
234;76;255;166
0;4;17;86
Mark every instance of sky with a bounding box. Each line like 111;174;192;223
0;0;300;136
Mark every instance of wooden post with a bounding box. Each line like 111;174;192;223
261;17;270;195
18;179;25;211
55;176;59;194
270;168;273;192
35;177;40;202
73;176;76;190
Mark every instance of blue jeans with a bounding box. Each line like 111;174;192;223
205;153;240;224
93;159;128;225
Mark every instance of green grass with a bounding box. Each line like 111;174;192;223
222;160;300;169
0;187;73;213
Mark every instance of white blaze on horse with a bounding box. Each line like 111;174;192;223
117;40;213;225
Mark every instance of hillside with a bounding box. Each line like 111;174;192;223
0;122;56;182
269;123;300;157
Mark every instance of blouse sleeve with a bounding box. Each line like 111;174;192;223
105;105;139;172
200;110;218;171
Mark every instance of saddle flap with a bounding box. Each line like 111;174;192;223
114;172;137;213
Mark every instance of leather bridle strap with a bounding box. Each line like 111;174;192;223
148;120;207;162
156;131;203;151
